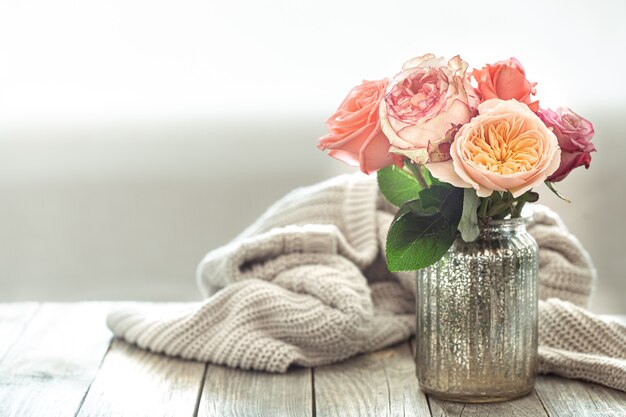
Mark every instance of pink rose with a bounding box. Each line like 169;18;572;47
428;99;560;197
379;54;480;164
318;79;400;174
538;107;596;182
472;58;539;112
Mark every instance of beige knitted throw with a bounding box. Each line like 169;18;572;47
107;174;626;391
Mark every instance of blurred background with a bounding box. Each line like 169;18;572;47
0;0;624;313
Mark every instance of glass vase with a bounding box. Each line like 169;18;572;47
415;216;538;403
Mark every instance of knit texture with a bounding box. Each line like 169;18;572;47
107;173;625;391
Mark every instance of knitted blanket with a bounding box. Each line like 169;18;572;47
106;174;626;391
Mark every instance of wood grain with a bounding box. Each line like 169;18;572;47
76;339;207;417
0;302;39;359
585;382;626;415
314;341;430;417
428;391;548;417
535;376;626;416
0;304;624;417
198;363;312;417
0;302;113;417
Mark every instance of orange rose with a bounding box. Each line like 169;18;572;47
472;58;539;112
318;79;400;174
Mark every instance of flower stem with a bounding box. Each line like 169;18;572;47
512;201;526;218
478;197;489;220
406;162;429;190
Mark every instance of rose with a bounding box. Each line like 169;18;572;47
379;54;480;164
472;58;539;112
427;99;560;197
538;107;595;182
317;79;400;174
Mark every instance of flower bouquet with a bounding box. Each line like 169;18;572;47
318;54;596;402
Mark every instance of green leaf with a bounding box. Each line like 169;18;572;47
386;212;456;271
405;162;440;188
394;198;435;221
458;188;480;242
422;166;444;186
417;184;453;211
377;164;424;208
385;187;463;271
545;181;571;203
517;191;539;203
487;200;511;217
491;192;504;203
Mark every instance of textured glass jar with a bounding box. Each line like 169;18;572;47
415;216;538;403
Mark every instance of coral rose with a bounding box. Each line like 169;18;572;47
379;54;480;164
538;107;596;182
472;58;539;112
428;99;560;197
317;79;399;174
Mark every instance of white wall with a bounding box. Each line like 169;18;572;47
0;0;624;312
2;0;625;121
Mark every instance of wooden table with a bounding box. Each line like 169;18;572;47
0;303;624;417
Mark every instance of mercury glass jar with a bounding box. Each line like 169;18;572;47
415;216;538;403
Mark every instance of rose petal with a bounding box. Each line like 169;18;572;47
427;160;472;189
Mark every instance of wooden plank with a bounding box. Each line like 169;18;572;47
0;302;113;417
198;363;312;417
535;376;626;416
584;381;626;416
76;339;207;417
0;303;39;359
314;341;430;417
427;391;548;417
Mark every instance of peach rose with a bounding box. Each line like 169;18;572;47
318;79;400;174
428;99;560;197
472;58;539;111
379;54;480;164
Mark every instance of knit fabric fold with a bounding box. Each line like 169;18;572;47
107;173;626;391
